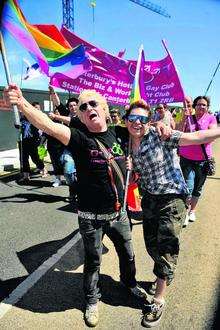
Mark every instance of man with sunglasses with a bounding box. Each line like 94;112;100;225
4;85;148;328
124;99;220;328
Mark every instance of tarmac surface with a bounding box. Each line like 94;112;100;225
0;141;220;330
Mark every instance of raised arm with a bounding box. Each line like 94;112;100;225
4;84;71;146
49;85;60;107
48;112;71;125
179;128;220;146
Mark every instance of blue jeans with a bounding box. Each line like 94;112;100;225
78;211;136;304
60;149;76;186
180;156;207;198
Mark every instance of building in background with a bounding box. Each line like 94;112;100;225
0;87;74;151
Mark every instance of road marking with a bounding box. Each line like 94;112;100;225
0;232;82;319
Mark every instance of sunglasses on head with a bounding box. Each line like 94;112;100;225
79;100;98;112
127;114;150;124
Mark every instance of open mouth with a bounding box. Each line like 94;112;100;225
133;124;142;130
132;125;143;133
89;113;98;120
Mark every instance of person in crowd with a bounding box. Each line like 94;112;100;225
42;87;67;187
17;101;47;184
109;108;122;126
176;96;194;131
124;99;220;328
179;96;217;226
214;110;220;124
171;107;182;125
152;103;176;129
49;87;78;202
4;85;150;328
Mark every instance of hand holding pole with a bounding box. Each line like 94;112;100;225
122;137;132;212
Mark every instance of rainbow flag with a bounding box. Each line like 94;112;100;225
1;0;91;81
1;0;48;73
130;44;147;103
32;25;92;80
29;24;72;62
49;44;93;87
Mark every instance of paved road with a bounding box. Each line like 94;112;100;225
0;141;220;329
0;173;79;296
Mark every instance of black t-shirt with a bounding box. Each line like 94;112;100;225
46;104;69;153
67;125;128;213
56;103;70;116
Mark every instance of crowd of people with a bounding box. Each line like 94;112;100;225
4;84;220;328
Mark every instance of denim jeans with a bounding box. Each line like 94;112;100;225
180;156;207;198
60;149;77;186
78;211;136;304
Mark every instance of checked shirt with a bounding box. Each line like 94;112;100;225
132;127;189;195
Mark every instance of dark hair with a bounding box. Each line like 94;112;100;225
32;101;40;107
110;108;119;114
124;99;150;118
193;96;210;108
66;97;78;109
155;103;167;110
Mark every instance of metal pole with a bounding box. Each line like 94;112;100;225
205;61;220;95
49;92;52;113
0;32;23;174
0;32;21;127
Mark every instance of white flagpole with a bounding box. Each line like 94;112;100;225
122;137;132;212
0;32;21;127
122;44;144;212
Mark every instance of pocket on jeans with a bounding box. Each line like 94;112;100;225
171;199;186;228
117;211;129;223
78;217;95;234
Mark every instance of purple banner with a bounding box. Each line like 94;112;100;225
128;55;185;105
52;27;184;106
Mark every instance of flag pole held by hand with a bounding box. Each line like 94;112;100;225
0;32;21;127
122;137;132;212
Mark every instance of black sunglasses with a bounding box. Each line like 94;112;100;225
127;114;150;124
79;100;98;112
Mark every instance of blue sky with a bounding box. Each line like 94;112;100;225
1;0;220;112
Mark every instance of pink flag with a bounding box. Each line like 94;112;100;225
128;41;185;105
54;27;185;106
